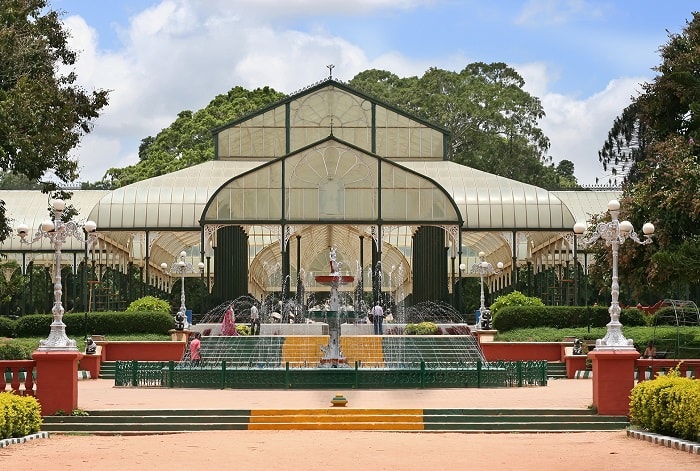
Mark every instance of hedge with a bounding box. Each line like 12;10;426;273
13;311;175;337
492;305;646;332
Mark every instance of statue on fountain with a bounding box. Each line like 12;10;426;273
314;247;355;368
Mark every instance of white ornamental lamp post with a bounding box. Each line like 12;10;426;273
16;199;98;351
161;251;195;329
461;252;503;330
573;199;654;350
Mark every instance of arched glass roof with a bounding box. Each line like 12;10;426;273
1;190;109;254
88;161;265;229
402;161;577;230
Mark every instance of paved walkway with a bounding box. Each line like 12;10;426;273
77;377;594;411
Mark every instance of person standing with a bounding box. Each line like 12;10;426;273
221;304;239;336
250;302;260;335
371;302;384;335
189;332;202;366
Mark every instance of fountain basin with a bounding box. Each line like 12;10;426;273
315;275;355;285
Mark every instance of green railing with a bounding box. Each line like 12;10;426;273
114;360;548;389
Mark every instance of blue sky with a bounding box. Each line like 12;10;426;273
50;0;698;185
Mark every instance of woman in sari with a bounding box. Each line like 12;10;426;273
221;304;239;336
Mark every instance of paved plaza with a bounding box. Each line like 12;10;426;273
2;377;699;470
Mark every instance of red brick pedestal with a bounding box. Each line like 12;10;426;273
589;349;639;416
32;350;83;416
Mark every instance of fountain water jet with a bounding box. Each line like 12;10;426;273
313;247;354;367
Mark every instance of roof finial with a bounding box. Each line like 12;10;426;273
327;64;334;79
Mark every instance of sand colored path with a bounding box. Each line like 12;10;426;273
1;430;699;470
1;378;698;469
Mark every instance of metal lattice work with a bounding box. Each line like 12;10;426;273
115;359;548;389
652;300;700;358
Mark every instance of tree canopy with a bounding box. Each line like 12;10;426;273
593;12;700;301
0;0;109;240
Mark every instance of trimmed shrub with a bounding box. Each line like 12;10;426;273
0;393;42;439
490;291;544;315
236;324;251;336
126;296;171;313
0;340;34;360
16;311;174;337
629;369;700;442
405;322;439;335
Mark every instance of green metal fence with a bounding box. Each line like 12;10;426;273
114;360;548;389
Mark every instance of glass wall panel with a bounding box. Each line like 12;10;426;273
289;88;372;153
375;106;443;159
381;164;458;222
285;143;377;221
217;106;286;159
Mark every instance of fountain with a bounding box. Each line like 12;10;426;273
313;247;355;367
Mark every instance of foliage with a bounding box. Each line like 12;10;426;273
349;64;576;190
0;338;33;359
236;324;251;336
594;13;700;300
489;290;544;315
0;392;42;439
599;12;700;184
0;170;42;189
404;322;439;335
493;325;700;358
0;315;15;337
126;296;172;314
629;369;700;442
0;260;23;311
102;86;286;188
0;0;109;241
492;305;646;332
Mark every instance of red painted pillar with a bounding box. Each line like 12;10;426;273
32;351;83;416
589;349;639;416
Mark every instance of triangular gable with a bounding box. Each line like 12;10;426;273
203;137;460;224
214;79;448;162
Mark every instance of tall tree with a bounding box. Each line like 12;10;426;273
593;12;700;301
0;0;109;239
350;64;566;189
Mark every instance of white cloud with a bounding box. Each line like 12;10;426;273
539;77;645;185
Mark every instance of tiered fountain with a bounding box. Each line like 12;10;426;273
313;247;355;367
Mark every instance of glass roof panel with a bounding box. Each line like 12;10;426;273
375;106;444;160
218;106;286;159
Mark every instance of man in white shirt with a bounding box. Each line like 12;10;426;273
371;302;384;335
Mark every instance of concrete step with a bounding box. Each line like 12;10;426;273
41;408;629;434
